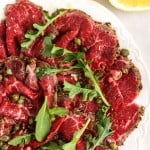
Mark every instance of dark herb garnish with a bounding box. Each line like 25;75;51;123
86;106;113;150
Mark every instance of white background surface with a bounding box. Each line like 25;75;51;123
95;0;150;74
94;1;150;149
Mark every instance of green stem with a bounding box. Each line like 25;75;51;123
86;64;110;107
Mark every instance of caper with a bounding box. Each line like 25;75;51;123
18;96;24;104
0;136;10;142
51;116;56;122
29;117;34;125
0;74;3;81
122;68;128;74
1;144;8;150
74;38;81;46
81;47;88;52
18;99;24;104
96;97;103;104
14;124;20;131
120;49;129;57
110;142;118;150
0;141;3;146
6;69;12;75
12;93;20;101
50;33;56;40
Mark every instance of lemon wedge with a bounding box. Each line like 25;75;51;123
109;0;150;11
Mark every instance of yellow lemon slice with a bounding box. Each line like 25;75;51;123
109;0;150;11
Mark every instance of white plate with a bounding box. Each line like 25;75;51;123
0;0;150;149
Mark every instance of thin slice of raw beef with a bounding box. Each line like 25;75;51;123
101;64;141;108
59;115;86;141
5;0;44;55
39;74;57;107
0;100;29;122
99;57;142;146
5;56;26;81
54;10;95;50
54;10;118;70
4;76;38;100
108;104;144;145
0;21;7;59
76;138;86;150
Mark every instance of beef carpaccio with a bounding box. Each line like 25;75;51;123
0;0;144;149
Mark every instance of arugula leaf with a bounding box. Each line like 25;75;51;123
49;107;69;116
62;119;90;150
36;66;74;77
35;97;52;142
21;10;67;50
8;133;34;146
43;36;71;57
35;98;69;142
63;81;98;101
86;106;113;150
63;52;85;62
40;142;62;150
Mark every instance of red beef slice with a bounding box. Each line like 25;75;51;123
54;10;95;50
76;138;86;150
5;0;44;55
0;100;29;122
85;23;118;70
39;75;57;107
101;67;141;109
4;76;38;100
54;10;118;70
0;21;7;59
59;115;86;141
84;100;99;113
0;83;6;104
109;56;131;71
107;104;144;145
5;56;25;81
25;37;44;58
115;67;141;104
57;72;77;84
